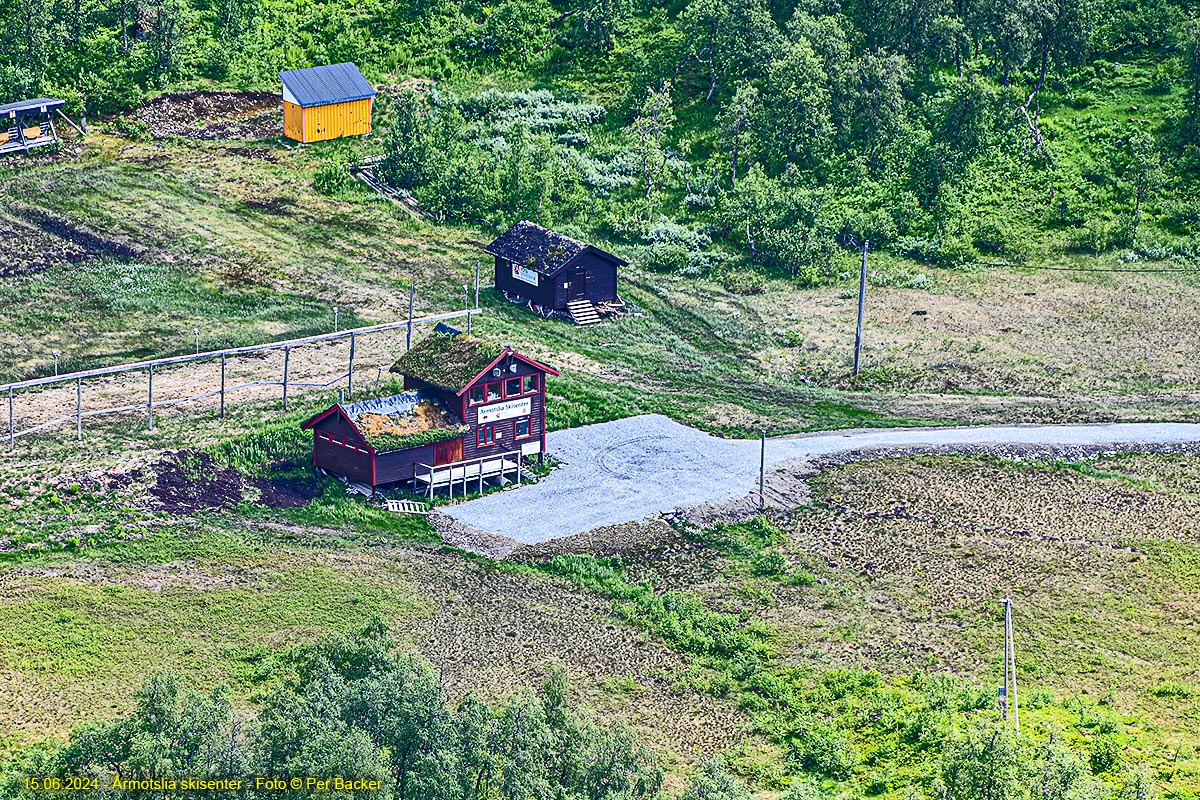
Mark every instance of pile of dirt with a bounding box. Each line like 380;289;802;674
148;451;245;514
145;452;326;514
130;91;280;140
253;474;323;509
0;209;138;277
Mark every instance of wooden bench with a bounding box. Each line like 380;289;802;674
385;499;430;515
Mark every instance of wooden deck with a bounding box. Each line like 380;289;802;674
414;451;528;499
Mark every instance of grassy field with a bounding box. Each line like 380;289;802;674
4;443;1200;796
4;96;1200;798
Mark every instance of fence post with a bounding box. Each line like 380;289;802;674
347;333;356;401
282;347;291;411
406;284;415;351
76;378;82;440
219;354;226;419
8;387;13;451
147;365;154;431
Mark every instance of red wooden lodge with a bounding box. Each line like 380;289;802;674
301;328;558;494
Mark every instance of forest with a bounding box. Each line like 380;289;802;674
3;0;1200;287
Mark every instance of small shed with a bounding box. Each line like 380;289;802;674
485;221;627;322
302;330;558;492
279;63;375;144
0;98;64;156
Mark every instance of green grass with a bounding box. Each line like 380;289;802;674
0;526;435;757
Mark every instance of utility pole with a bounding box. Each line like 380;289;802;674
853;240;869;377
474;260;481;309
1001;596;1020;733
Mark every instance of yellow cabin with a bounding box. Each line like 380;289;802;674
279;62;376;144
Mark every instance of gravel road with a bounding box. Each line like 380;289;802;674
443;415;1200;544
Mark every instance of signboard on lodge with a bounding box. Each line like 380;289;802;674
478;397;532;424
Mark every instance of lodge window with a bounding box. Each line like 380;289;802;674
505;377;522;398
486;382;502;402
469;386;485;406
477;424;496;446
514;418;532;439
522;374;538;394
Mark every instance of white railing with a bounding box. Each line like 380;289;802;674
415;449;526;499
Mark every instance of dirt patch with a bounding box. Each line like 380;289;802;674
0;209;138;277
253;473;323;509
508;519;683;563
147;451;244;514
129;91;280;141
389;547;753;768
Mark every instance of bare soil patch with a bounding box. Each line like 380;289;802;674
0;208;138;277
387;547;752;767
146;451;244;513
130;91;280;141
252;473;323;508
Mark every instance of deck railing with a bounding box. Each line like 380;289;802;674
415;449;526;499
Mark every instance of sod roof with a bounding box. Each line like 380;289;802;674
390;332;507;393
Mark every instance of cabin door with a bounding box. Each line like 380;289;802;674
434;437;464;466
569;272;587;300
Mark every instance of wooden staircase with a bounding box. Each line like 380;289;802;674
566;299;601;326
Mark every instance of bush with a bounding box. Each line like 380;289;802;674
1066;218;1128;254
751;551;788;576
679;759;752;800
787;719;860;778
1089;733;1123;774
109;115;150;141
312;161;356;197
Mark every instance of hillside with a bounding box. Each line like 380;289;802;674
5;0;1200;278
3;0;1200;797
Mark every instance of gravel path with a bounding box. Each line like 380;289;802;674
443;415;1200;544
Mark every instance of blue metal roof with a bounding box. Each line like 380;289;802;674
279;63;376;108
0;98;65;118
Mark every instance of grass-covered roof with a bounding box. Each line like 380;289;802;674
391;332;506;393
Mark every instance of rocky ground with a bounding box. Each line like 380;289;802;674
126;90;280;141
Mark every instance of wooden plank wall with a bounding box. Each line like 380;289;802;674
289;98;373;144
283;101;304;141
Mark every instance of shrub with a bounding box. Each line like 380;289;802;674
751;551;788;576
679;759;752;800
787;719;860;778
1089;733;1123;774
312;161;355;197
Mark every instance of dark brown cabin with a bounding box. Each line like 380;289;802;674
486;220;626;312
302;329;558;490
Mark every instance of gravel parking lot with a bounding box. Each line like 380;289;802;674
443;415;1200;545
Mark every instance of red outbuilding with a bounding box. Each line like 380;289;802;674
301;329;558;493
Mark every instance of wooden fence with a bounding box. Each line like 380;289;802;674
2;308;480;451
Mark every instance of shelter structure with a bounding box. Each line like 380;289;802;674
0;98;64;156
279;63;375;144
486;220;627;325
302;329;558;493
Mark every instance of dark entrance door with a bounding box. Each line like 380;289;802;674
569;272;587;300
434;437;464;466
